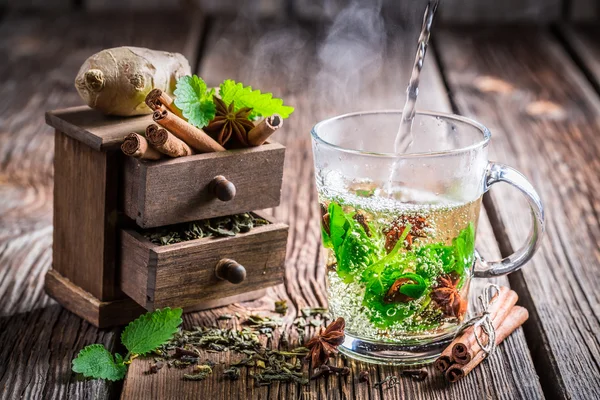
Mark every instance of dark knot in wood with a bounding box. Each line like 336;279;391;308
215;258;246;284
210;175;236;201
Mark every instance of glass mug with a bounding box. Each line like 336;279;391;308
311;111;544;365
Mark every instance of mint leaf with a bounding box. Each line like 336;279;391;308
397;273;427;299
174;75;216;128
219;79;294;119
121;308;183;355
72;344;127;381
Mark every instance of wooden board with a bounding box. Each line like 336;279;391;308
46;107;153;151
289;0;562;22
52;131;120;300
436;27;600;399
561;26;600;92
0;11;201;399
122;140;286;228
569;0;599;20
120;17;543;399
120;217;288;309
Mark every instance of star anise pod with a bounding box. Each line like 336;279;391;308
430;273;467;319
353;212;371;237
383;215;428;252
306;317;345;369
384;277;417;303
204;96;255;146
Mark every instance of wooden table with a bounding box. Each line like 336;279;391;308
0;10;599;400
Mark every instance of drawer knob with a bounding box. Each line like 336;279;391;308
211;175;236;201
215;259;246;284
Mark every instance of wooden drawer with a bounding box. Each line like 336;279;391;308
119;214;288;310
122;142;285;228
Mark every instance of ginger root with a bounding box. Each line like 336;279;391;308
75;47;191;117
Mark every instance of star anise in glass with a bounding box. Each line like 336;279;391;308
384;277;417;303
430;273;467;319
204;96;255;146
306;317;345;369
383;215;428;252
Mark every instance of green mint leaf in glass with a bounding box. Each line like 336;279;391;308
121;308;183;355
72;344;127;381
450;222;475;274
397;273;427;299
174;75;216;128
219;79;294;119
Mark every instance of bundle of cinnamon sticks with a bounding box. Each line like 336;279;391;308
120;89;282;160
435;286;529;383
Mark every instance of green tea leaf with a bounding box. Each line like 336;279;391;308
328;203;382;283
219;79;294;119
451;222;475;273
72;344;127;381
121;308;183;355
174;75;216;128
397;273;427;299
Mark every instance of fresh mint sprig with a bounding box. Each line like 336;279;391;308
219;79;294;119
72;307;183;381
173;75;216;128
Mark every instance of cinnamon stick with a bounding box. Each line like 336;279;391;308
434;348;453;373
247;114;283;146
145;88;185;119
121;132;161;160
452;287;519;364
146;124;194;158
152;106;225;153
445;306;529;383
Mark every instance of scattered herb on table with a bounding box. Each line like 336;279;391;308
72;308;182;381
306;317;345;369
160;322;310;386
274;300;288;315
373;375;400;389
142;213;269;246
402;368;428;381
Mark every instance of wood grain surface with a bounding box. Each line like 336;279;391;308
120;218;288;309
0;11;201;399
122;141;285;228
120;17;543;400
561;26;600;92
436;27;600;399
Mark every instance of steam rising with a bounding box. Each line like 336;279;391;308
313;0;386;111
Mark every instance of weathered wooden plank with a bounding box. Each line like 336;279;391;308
120;217;288;309
569;0;599;20
0;11;201;399
122;141;285;228
121;17;543;399
290;0;562;22
437;27;600;399
561;26;600;91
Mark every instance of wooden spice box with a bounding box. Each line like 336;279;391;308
44;106;289;328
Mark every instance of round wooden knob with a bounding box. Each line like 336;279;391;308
211;175;236;201
215;259;246;284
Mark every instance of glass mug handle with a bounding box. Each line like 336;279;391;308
473;162;545;277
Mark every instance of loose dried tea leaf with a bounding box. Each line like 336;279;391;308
301;307;328;317
224;367;241;380
274;300;288;315
359;370;370;384
160;321;310;386
402;368;428;381
143;213;269;245
374;375;400;389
